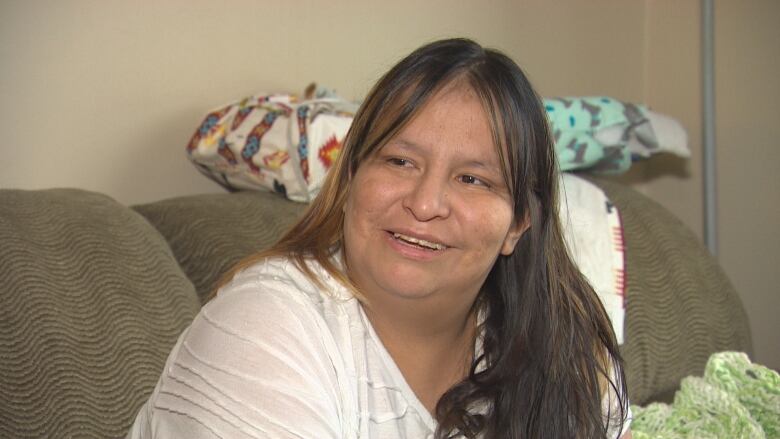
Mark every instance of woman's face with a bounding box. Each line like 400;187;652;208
343;84;525;310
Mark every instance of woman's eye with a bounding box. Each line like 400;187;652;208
459;175;489;187
387;157;411;167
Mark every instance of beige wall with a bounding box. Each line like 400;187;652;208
0;0;645;204
1;1;777;368
714;0;780;371
626;1;703;238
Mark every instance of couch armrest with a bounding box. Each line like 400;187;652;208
589;177;753;404
0;189;200;438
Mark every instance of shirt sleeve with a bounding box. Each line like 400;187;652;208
134;273;348;439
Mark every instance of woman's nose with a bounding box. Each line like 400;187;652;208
402;172;451;221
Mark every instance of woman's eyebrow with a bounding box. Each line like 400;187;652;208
389;138;503;172
386;138;424;153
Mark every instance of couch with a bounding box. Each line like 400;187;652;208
0;179;753;438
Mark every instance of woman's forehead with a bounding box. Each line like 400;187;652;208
357;76;514;175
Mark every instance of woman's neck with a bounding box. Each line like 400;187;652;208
362;299;478;415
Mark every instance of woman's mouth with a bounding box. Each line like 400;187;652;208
391;232;447;251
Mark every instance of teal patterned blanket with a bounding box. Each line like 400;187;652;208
545;97;659;174
545;97;692;174
631;352;780;439
316;88;688;174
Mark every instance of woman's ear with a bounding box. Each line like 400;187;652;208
500;216;530;256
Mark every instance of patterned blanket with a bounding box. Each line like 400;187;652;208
545;97;689;174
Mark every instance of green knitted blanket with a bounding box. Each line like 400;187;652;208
631;352;779;439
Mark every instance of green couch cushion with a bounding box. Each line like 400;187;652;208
0;189;200;438
133;190;306;304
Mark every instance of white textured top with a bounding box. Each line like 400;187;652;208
127;257;630;439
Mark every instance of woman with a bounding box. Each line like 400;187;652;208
129;38;631;438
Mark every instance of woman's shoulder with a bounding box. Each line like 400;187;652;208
211;256;352;319
135;256;359;438
191;256;340;357
193;256;360;373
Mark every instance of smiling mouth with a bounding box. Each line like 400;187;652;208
391;232;448;251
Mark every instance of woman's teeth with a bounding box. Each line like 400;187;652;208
393;232;446;250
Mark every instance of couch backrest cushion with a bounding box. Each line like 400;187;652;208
133;190;306;304
590;178;753;404
0;189;200;438
133;182;755;407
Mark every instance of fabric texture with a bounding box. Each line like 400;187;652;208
631;351;779;439
186;91;357;202
127;257;436;439
545;97;689;174
559;173;626;343
127;257;631;439
186;92;689;203
588;177;754;404
0;189;200;439
133;190;306;304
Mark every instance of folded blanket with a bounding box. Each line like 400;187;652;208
631;352;780;439
558;173;626;343
545;97;689;174
187;89;690;204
